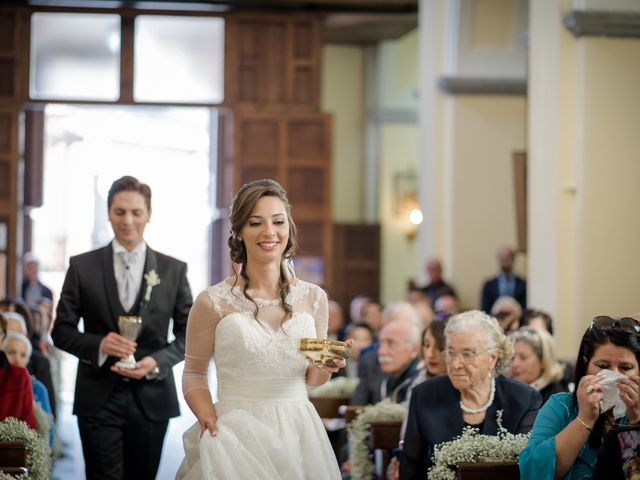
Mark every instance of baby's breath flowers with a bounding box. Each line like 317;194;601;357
0;417;51;480
308;376;359;397
428;411;530;480
347;399;407;480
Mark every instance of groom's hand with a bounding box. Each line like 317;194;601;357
100;332;136;358
111;355;157;380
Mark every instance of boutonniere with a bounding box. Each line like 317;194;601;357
143;269;161;302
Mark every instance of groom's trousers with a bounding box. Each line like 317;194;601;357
77;380;169;480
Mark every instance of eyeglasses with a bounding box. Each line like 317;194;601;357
590;316;640;334
444;348;492;364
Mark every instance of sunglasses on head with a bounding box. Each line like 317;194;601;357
590;316;640;334
512;328;540;340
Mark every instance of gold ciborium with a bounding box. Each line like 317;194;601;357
114;316;142;369
299;338;352;367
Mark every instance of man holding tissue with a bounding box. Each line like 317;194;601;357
519;315;640;480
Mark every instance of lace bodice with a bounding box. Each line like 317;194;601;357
182;278;328;398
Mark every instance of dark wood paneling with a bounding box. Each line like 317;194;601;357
0;13;16;51
241;166;279;186
0;60;15;98
0;161;9;199
226;13;322;111
239;119;279;159
119;13;134;103
287;118;327;159
288;167;325;206
293;21;313;59
0;7;29;296
332;223;380;313
293;66;314;104
23;107;45;207
296;220;323;257
236;20;288;105
0;111;11;153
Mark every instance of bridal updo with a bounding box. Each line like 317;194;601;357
228;179;299;321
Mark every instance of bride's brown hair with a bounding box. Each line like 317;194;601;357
228;179;298;322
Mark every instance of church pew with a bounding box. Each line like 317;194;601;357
457;461;519;480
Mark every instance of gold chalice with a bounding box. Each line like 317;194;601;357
114;316;142;369
299;338;352;367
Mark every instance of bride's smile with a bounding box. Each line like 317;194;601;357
241;195;290;263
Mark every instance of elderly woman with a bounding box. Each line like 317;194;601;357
2;330;55;446
0;313;37;429
519;316;640;480
510;327;568;403
399;310;542;479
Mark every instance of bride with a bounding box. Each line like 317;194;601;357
176;179;344;479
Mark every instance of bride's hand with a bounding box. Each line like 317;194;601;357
200;413;218;437
314;339;353;374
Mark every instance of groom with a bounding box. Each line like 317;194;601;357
52;175;193;480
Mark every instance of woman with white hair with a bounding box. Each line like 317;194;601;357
510;327;569;403
2;331;54;446
399;310;542;479
0;313;36;429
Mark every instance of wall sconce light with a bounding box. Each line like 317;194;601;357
394;170;423;241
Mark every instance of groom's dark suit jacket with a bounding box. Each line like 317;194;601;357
399;375;541;480
51;243;192;421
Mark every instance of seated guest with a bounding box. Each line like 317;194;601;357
351;317;421;405
363;301;384;337
3;309;56;419
342;322;374;378
2;331;54;446
413;316;450;387
399;310;541;479
491;295;522;334
521;308;555;335
399;316;450;440
349;294;372;324
433;294;458;316
0;313;37;429
520;308;575;390
327;300;346;341
519;315;640;480
593;424;640;480
510;327;568;403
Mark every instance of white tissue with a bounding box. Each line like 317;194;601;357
596;369;627;419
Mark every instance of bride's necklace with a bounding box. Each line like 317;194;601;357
245;288;282;308
460;376;495;414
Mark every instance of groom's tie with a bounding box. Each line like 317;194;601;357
118;250;138;311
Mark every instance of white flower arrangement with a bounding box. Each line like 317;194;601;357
347;399;407;480
0;417;51;480
143;269;161;302
33;401;52;448
427;411;530;480
309;376;359;398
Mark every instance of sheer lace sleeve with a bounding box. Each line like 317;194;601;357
182;289;219;396
313;286;329;340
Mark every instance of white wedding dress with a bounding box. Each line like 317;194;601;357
176;279;341;480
